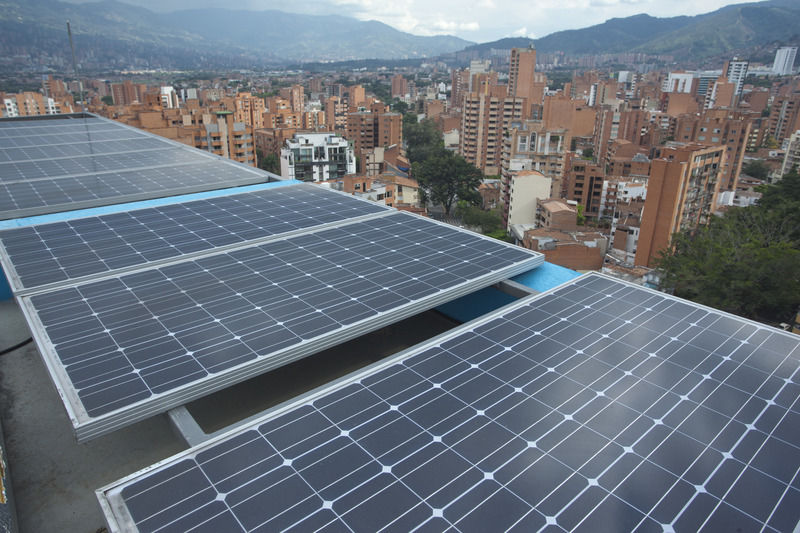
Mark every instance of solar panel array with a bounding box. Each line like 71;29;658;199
9;181;542;440
0;184;390;292
99;274;800;533
0;114;267;219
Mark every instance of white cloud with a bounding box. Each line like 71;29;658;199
511;26;536;38
431;20;480;32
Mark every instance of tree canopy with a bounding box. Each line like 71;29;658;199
655;169;800;325
412;148;483;213
455;203;504;233
256;149;280;176
742;159;769;181
403;116;484;213
403;117;442;164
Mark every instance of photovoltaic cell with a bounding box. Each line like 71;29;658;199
99;274;800;532
0;114;268;219
0;127;144;149
0;148;199;182
21;212;542;440
0;116;108;131
0;183;390;292
0;136;170;163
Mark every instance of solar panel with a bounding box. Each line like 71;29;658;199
21;212;542;440
0;148;199;181
0;128;144;149
0;116;108;130
0;184;391;293
98;273;800;532
0;114;268;219
0;160;269;220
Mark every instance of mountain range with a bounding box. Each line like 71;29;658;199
463;0;799;61
0;0;472;69
0;0;799;71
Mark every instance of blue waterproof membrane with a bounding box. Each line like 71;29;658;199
435;286;518;324
436;263;581;324
512;261;581;292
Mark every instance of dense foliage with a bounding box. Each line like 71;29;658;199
404;117;483;213
455;204;504;233
656;170;800;325
256;150;280;175
412;149;483;213
742;159;769;180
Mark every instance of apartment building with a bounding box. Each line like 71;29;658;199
279;85;305;114
780;130;800;178
195;111;256;166
345;112;402;162
2;91;74;117
724;58;749;98
326;174;421;209
159;87;179;109
520;229;607;271
592;104;648;166
672;110;752;191
508;47;545;117
111;80;147;106
501;119;570;199
773;47;798;76
280;132;355;182
391;75;409;99
563;154;606;218
503;169;552;230
460;88;526;175
768;88;800;144
635;143;725;267
325;96;348;133
234;92;267;129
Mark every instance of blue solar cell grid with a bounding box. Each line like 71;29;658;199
0;114;268;219
23;211;541;438
101;274;800;533
0;184;389;292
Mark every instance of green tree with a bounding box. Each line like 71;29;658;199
404;118;443;164
576;204;586;226
101;95;114;105
656;169;800;325
391;100;409;114
256;149;280;175
455;203;504;233
413;148;483;213
742;159;770;180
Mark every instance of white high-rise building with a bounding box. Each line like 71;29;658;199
773;47;798;76
780;130;800;178
280;133;355;182
662;72;694;94
724;58;749;97
159;87;178;109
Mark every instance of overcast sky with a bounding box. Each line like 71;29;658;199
73;0;763;42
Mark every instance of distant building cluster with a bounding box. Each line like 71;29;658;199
4;42;799;276
443;44;800;272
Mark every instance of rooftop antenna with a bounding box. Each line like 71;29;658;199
66;20;86;113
